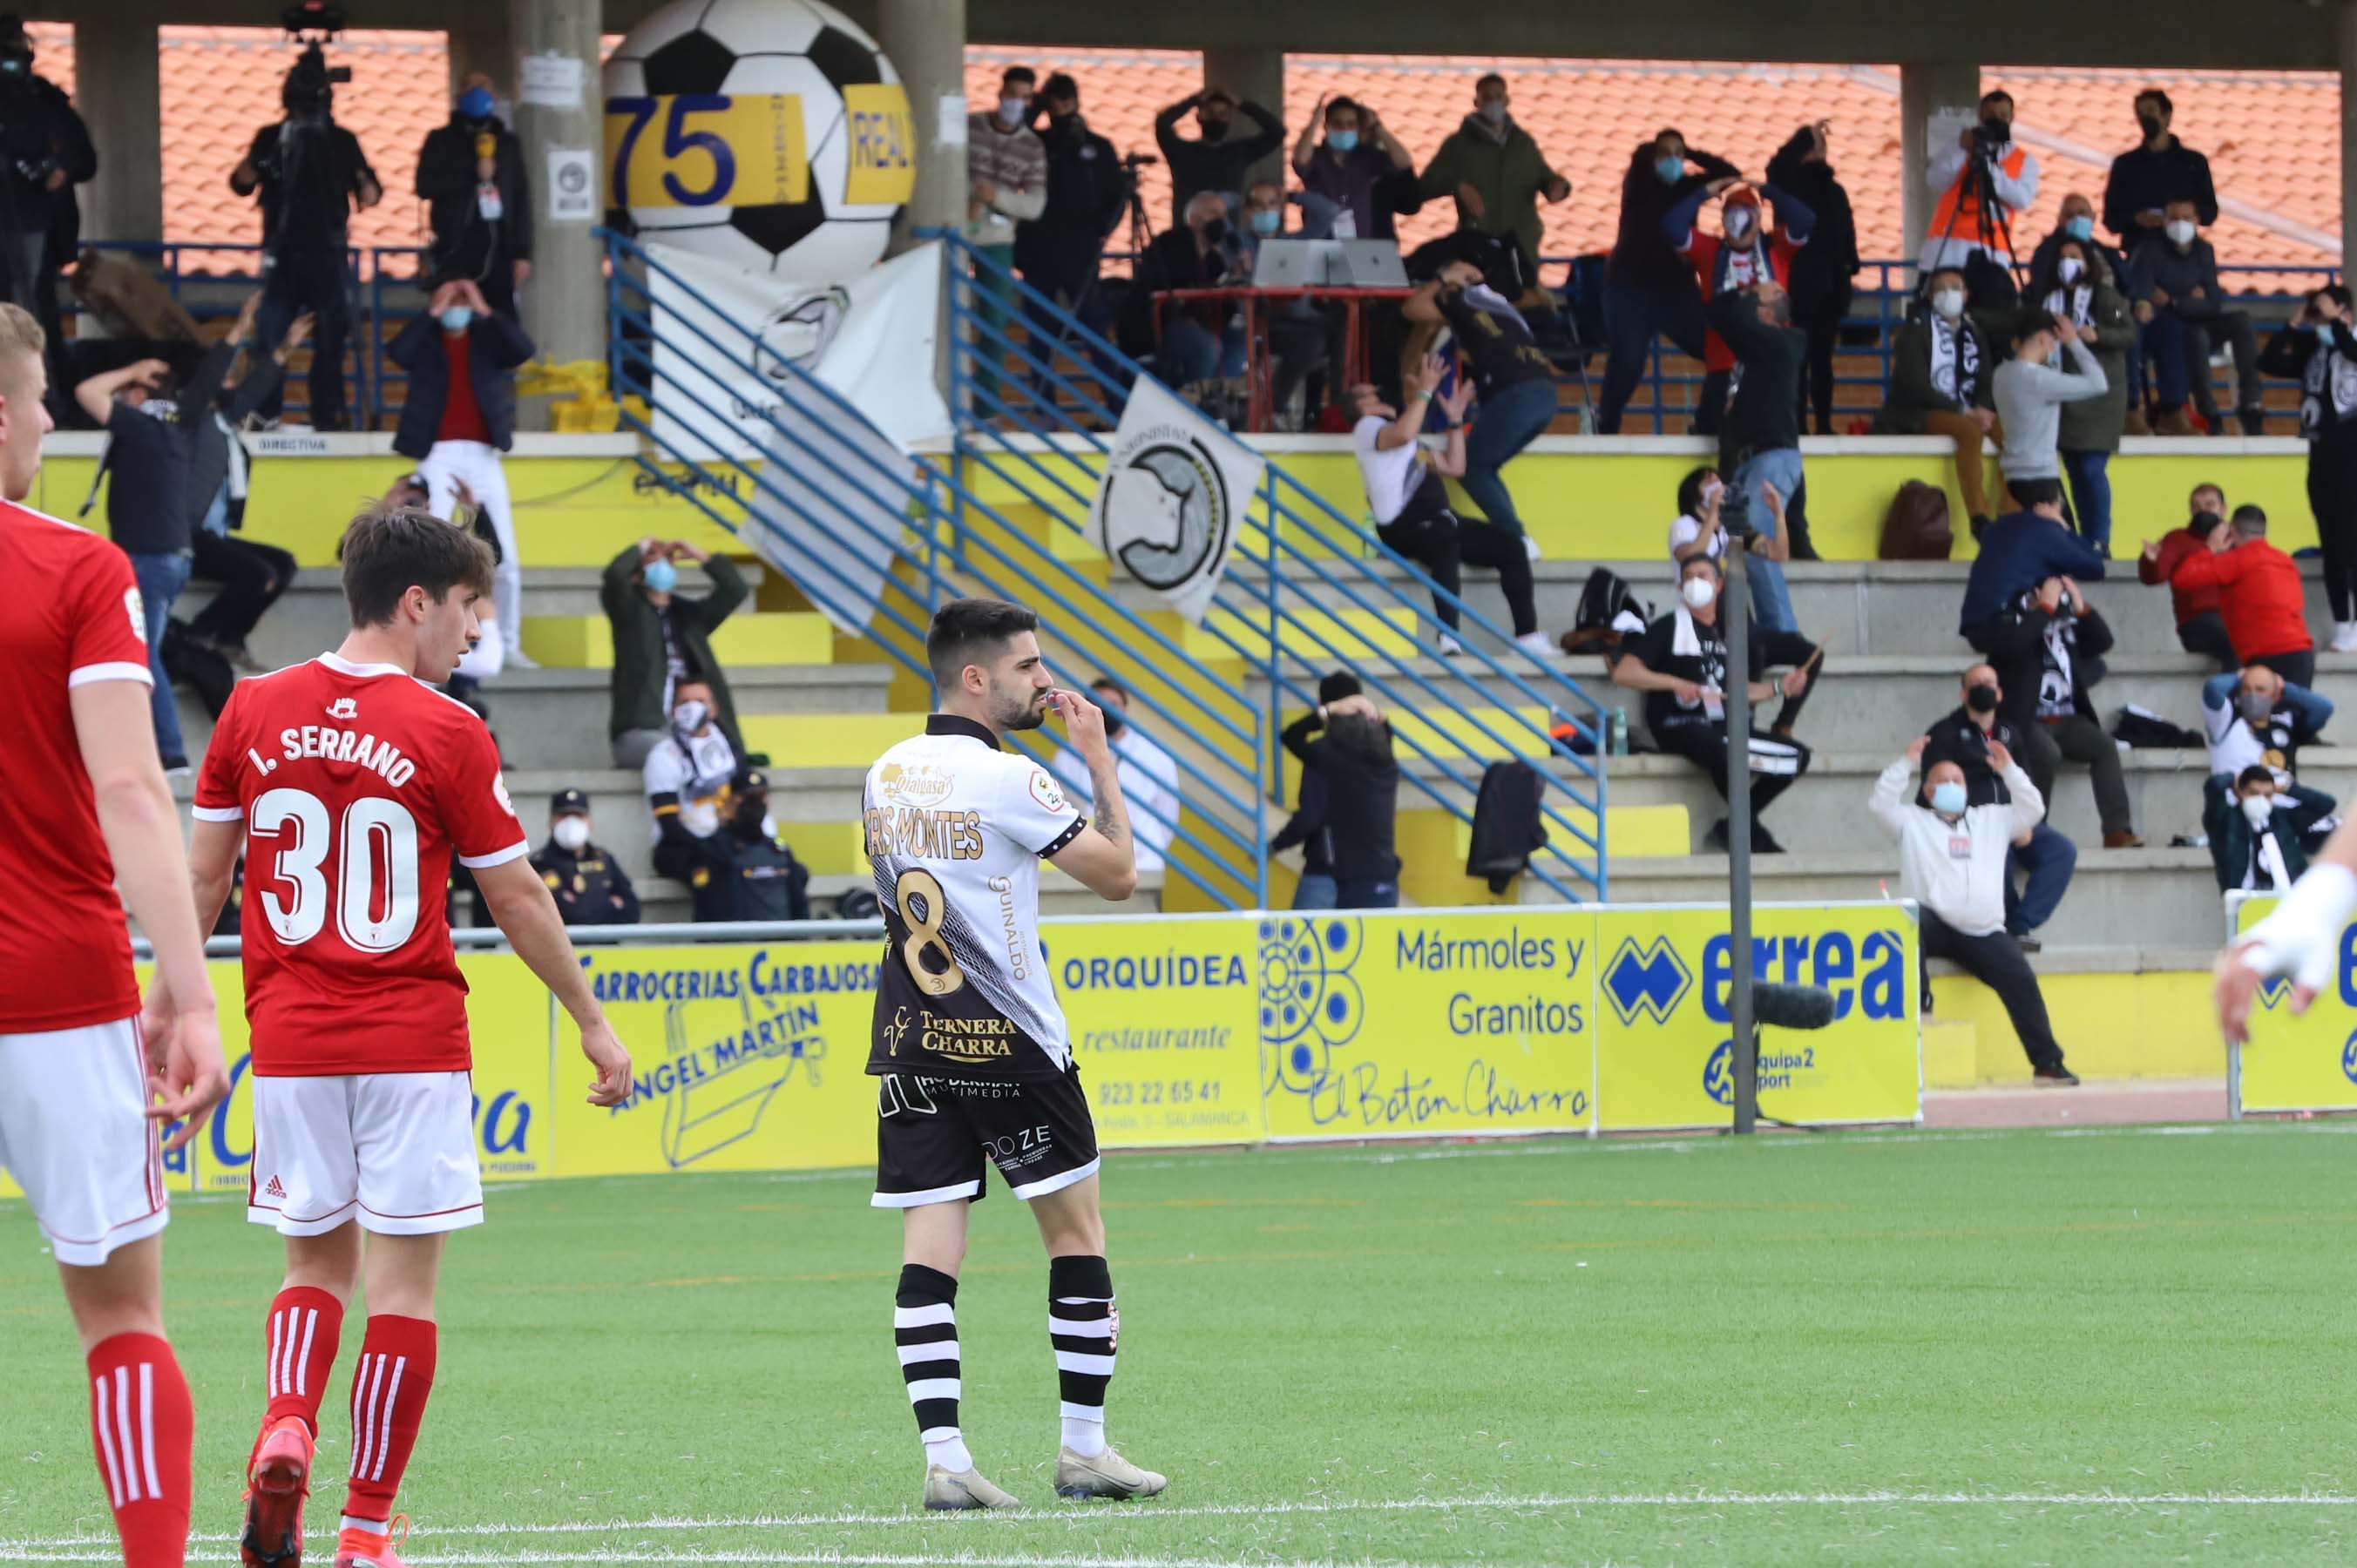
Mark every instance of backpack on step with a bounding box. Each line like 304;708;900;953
1560;567;1652;656
1880;479;1954;560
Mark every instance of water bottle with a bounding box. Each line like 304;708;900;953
1607;707;1629;757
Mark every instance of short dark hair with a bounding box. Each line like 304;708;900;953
926;597;1038;692
2320;284;2354;314
1317;671;1361;706
1475;72;1507;94
1201;88;1236;109
1324;95;1361;123
1089;673;1129;702
2191;482;2225;504
1928;267;1965;288
2232;504;2269;537
2011;477;2064;509
2238;764;2276;791
2137;87;2173;116
340;505;496;628
2008;306;2058;350
1981;89;2014;112
1682;552;1723;578
1040;71;1078;103
1000;65;1034;89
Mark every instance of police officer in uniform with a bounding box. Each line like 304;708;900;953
532;787;640;926
683;767;809;923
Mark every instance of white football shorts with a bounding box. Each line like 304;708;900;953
0;1017;168;1266
247;1071;484;1237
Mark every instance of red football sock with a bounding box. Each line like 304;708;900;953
86;1333;193;1568
342;1316;437;1525
261;1287;344;1443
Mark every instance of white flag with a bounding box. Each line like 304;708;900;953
1087;378;1262;626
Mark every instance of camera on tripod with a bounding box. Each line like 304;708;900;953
1968;118;2009;158
279;2;350;125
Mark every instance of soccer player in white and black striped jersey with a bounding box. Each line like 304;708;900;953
867;598;1168;1510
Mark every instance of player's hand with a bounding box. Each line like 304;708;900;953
145;1007;231;1155
579;1016;633;1106
1052;686;1111;760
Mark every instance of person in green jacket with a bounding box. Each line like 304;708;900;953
1414;72;1570;288
602;536;748;768
2030;235;2135;554
1873;270;2001;527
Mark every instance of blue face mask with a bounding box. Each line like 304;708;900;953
2064;214;2094;242
1930;781;1969;815
457;86;495;120
1250;208;1281;237
1327;129;1358;153
438;305;473;333
1656;153;1685;185
643;558;679;593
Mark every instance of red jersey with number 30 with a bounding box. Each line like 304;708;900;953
0;502;157;1033
193;652;529;1075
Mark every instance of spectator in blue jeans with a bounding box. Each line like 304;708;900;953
1279;678;1402;909
1596;130;1738;433
1921;664;2078;952
1703;280;1805;632
76;355;209;771
1402;257;1557;651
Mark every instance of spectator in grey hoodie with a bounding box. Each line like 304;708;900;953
1993;305;2108;504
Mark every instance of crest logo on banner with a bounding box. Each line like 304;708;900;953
1087;379;1262;625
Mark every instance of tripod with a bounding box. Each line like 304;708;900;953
1926;132;2026;310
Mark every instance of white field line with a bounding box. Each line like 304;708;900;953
0;1554;1427;1567
10;1489;2357;1554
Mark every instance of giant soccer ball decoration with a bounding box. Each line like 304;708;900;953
604;0;915;280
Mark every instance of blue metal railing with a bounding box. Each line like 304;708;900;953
600;228;1270;911
78;240;429;430
938;231;1609;902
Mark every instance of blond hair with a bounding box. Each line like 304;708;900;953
0;303;44;389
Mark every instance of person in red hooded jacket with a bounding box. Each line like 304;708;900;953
2138;496;2235;671
1664;179;1815;434
2169;504;2316;686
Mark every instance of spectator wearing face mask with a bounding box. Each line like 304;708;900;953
417;71;531;319
1595;128;1737;436
1663;176;1814;436
1018;74;1128;406
2026;194;2133;314
1703;279;1807;632
0;19;92;405
1876;269;2000;530
1291;95;1415;241
1612;555;1819;853
2130;198;2262;436
1668;464;1729;578
1399;257;1559;605
604;537;749;768
388;275;534;666
1238;179;1346;425
686;767;810;923
2169;504;2317;686
1974;569;2139;848
2103;89;2218;260
1922;664;2077;952
1120;190;1242;391
2139;503;2238;671
1351;359;1541;654
1054;676;1181;874
966;68;1047;410
1155;86;1283;223
1281;686;1401;909
1992;305;2109;514
1415;73;1571;293
2206;767;2318;895
1920;89;2039;280
76;352;225;772
2260;287;2357;651
2203;664;2334;811
532;787;640;927
1767;120;1860;437
2028;239;2132;554
647;676;738;867
1873;736;2077;1085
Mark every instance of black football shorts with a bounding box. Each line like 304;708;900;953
870;1069;1100;1207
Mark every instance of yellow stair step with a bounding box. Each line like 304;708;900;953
737;713;918;770
521;612;835;668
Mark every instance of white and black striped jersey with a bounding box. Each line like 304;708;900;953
864;715;1086;1081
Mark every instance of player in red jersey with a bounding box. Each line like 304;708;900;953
0;301;229;1568
152;506;633;1568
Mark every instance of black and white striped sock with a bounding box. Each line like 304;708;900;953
895;1264;972;1473
1048;1254;1116;1459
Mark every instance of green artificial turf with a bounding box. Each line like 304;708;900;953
4;1120;2356;1565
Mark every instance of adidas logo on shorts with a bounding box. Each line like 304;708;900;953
263;1175;286;1199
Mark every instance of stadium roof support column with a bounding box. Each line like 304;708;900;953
1203;46;1284;193
1899;60;1981;279
2342;3;2357;271
509;0;606;422
878;0;968;248
74;18;163;245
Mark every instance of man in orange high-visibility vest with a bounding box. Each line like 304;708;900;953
1919;89;2042;277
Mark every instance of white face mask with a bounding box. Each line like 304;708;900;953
2057;257;2084;285
673;699;711;735
761;813;779;842
1680;576;1717;611
1699;479;1724;511
552;816;591;852
1932;289;1966;321
2242;794;2276;827
2166;219;2198;247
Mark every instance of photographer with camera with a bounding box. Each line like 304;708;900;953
1919;90;2040;298
229;15;379;431
417;71;531;321
0;15;92;401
